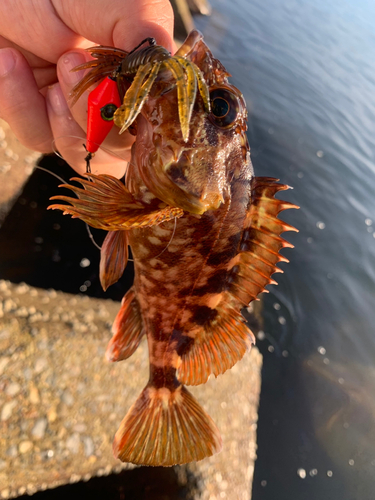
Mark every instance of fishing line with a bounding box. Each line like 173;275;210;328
153;217;177;259
37;164;135;264
35;165;66;184
51;135;130;166
35;165;103;252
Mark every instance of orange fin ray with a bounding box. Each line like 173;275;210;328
228;176;298;307
177;296;255;386
106;288;144;362
113;385;222;466
100;230;129;291
48;174;184;230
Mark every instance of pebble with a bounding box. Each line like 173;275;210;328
73;423;87;433
66;433;81;454
31;418;48;439
47;407;57;423
5;382;21;396
62;390;74;407
6;445;17;458
19;440;33;454
0;459;6;470
0;357;10;375
3;299;16;313
1;401;17;421
34;357;48;374
82;436;95;457
29;384;40;404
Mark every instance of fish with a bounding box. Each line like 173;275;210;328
49;30;298;466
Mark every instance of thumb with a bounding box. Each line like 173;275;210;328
54;0;175;51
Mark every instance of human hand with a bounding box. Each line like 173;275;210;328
0;0;174;177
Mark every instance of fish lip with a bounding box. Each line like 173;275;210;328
162;153;223;213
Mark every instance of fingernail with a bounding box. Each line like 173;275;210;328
47;83;69;116
59;52;86;86
0;48;16;77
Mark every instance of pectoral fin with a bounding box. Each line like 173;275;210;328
100;230;129;291
48;174;183;230
106;288;144;362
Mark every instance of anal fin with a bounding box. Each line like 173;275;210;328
177;294;255;386
106;288;144;362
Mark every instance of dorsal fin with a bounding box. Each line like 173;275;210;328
178;176;298;385
227;176;298;306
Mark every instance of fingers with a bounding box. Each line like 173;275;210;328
54;0;175;52
46;81;129;178
0;0;174;64
0;47;54;152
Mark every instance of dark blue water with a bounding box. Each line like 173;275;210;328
195;0;375;498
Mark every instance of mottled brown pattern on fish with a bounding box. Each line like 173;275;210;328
50;30;298;467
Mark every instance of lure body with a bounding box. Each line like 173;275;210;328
50;30;298;466
85;76;121;154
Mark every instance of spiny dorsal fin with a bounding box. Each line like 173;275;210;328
113;384;222;466
178;177;297;385
228;176;298;306
106;288;144;362
177;292;255;386
100;230;129;291
48;174;183;231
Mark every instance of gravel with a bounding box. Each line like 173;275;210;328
0;273;262;499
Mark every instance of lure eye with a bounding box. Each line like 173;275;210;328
100;103;118;121
209;88;240;129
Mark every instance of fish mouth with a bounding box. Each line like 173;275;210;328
140;150;225;214
164;152;224;210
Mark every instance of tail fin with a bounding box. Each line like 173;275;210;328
113;385;222;466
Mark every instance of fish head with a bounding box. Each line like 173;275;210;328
130;30;250;214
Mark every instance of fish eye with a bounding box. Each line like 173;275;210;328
209;88;239;128
100;103;118;121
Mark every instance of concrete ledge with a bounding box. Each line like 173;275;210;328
0;280;261;499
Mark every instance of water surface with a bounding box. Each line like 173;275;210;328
196;0;375;498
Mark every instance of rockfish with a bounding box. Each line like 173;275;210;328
49;30;298;466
